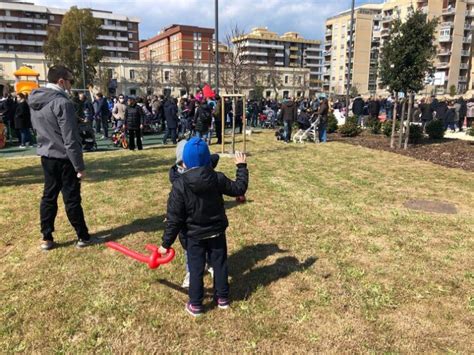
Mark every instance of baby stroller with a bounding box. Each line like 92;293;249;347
293;114;320;144
79;121;97;151
262;110;275;129
112;127;128;149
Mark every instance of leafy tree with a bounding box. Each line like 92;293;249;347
44;6;103;89
350;85;359;97
449;84;457;97
379;9;438;149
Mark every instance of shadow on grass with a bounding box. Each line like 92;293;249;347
0;154;175;187
156;243;317;303
229;243;317;301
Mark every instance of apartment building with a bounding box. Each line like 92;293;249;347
323;4;383;96
417;0;473;95
325;0;474;97
231;27;323;95
0;0;140;59
139;24;215;64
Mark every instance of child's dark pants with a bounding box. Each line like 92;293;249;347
187;233;229;306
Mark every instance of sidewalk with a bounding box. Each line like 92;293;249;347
444;130;474;142
0;133;166;158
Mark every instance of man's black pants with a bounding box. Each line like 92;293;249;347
187;234;229;306
40;157;89;241
128;129;143;150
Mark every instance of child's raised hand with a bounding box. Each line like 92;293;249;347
235;151;246;165
158;246;168;255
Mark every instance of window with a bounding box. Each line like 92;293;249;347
440;29;450;36
5;10;10;16
128;32;133;39
107;68;113;78
128;23;133;29
266;91;271;98
193;32;201;41
109;41;114;47
284;75;288;84
49;15;54;20
196;72;201;82
130;89;137;95
129;43;133;48
6;23;12;28
164;71;170;81
129;69;135;79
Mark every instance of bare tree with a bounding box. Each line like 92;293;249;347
266;67;283;99
220;24;258;94
172;61;198;95
136;56;162;95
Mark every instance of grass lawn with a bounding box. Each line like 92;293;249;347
1;131;473;352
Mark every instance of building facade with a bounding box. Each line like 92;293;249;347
139;24;215;64
324;0;474;97
323;4;383;96
0;0;140;59
231;27;323;95
0;51;310;99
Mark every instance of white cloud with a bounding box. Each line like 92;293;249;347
34;0;383;41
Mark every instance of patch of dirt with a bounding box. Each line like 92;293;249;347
332;132;474;171
403;200;458;214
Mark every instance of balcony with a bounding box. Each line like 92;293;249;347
305;54;321;60
101;24;128;32
99;45;129;52
244;41;284;50
381;28;390;37
325;30;332;37
465;23;472;30
461;50;471;56
0;16;47;24
241;51;269;56
439;35;452;42
442;7;456;15
98;35;128;42
323;50;331;57
437;62;450;69
437;49;451;56
373;14;382;21
463;37;472;43
459;76;468;82
289;46;298;51
467;10;474;17
381;15;392;22
0;28;47;35
441;21;454;28
460;63;469;70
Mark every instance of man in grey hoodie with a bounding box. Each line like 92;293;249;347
29;65;91;250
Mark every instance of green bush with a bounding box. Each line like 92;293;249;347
425;119;445;139
369;120;382;134
327;113;338;133
339;122;362;137
408;124;423;144
346;116;359;126
382;120;399;137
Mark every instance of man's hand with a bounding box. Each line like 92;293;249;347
158;246;168;255
235;151;246;165
77;171;85;180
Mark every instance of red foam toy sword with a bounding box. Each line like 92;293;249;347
106;242;175;269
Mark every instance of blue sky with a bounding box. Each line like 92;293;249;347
36;0;386;41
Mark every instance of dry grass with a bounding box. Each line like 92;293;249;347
1;131;473;353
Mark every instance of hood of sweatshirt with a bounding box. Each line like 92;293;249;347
29;87;68;111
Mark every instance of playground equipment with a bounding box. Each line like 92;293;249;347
220;94;247;155
14;66;40;95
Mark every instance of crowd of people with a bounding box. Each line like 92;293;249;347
2;85;473;152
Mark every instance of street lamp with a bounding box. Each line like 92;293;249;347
346;0;355;109
149;49;155;95
215;0;219;93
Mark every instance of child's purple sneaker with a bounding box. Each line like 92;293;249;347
185;302;203;317
216;298;230;309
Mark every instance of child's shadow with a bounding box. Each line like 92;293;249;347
229;244;317;301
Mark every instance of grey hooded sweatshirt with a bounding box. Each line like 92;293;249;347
29;86;85;172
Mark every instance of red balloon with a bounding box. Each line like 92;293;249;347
106;242;175;269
